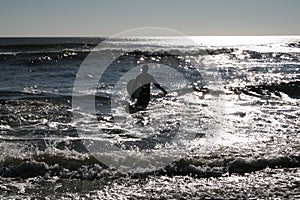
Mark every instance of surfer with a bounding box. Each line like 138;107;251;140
128;65;168;113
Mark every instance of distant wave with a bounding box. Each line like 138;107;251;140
127;48;237;56
0;49;90;65
0;90;110;101
0;47;239;66
0;43;97;51
231;50;300;63
2;47;300;67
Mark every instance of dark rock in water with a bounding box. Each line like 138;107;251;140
101;128;125;135
287;41;300;48
232;112;246;117
228;81;300;99
195;133;206;138
248;81;300;98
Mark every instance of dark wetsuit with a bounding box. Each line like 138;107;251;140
130;72;167;113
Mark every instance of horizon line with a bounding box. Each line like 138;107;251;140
0;34;300;38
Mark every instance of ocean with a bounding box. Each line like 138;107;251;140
0;35;299;199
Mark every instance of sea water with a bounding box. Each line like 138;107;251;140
0;36;299;199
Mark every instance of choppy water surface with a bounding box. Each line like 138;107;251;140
0;36;299;199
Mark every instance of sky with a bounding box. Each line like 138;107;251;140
0;0;300;36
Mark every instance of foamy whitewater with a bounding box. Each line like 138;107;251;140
0;36;299;199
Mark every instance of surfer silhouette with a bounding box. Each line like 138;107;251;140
127;65;168;113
